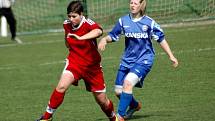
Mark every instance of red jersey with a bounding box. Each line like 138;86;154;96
63;17;102;67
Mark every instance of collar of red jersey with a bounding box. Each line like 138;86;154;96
72;16;85;30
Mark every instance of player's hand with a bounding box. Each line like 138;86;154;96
98;38;107;51
67;33;81;40
170;56;178;68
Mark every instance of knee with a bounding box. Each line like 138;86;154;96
122;80;133;93
56;85;67;93
97;100;108;107
94;92;109;107
114;85;122;98
123;80;133;89
123;73;139;93
97;97;109;109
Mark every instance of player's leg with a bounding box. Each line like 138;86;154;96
121;73;141;119
117;92;140;120
117;72;139;118
83;65;117;121
93;92;117;121
123;63;152;119
114;65;139;118
38;59;81;121
123;74;142;119
39;71;76;120
114;65;129;98
4;8;16;39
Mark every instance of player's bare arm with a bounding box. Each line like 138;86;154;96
98;35;112;51
159;39;179;68
67;29;102;40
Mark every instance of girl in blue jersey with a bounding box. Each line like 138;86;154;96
98;0;178;120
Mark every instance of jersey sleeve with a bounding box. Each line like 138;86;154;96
151;21;165;43
86;18;102;31
63;20;70;39
108;18;123;42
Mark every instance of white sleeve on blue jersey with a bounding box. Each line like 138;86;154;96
151;21;165;43
108;18;123;42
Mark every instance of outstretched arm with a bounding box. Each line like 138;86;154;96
159;39;179;68
67;29;102;40
98;35;112;51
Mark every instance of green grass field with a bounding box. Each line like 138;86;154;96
0;24;215;121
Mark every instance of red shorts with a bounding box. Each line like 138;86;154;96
63;59;106;92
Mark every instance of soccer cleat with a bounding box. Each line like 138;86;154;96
114;116;119;121
36;116;53;121
109;115;117;121
124;102;142;119
12;37;23;44
109;113;122;121
116;114;125;121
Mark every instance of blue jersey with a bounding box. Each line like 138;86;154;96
109;14;165;68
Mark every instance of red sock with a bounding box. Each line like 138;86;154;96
101;100;115;118
43;89;65;119
43;112;52;120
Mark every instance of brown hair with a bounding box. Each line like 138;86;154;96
67;1;83;15
139;0;147;16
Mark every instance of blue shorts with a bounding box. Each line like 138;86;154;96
115;63;152;88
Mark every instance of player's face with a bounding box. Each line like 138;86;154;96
67;12;83;26
129;0;141;15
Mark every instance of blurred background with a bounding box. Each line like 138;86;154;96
2;0;214;35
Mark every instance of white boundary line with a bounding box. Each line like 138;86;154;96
39;60;65;66
157;47;215;55
162;20;215;28
0;40;62;48
0;47;214;70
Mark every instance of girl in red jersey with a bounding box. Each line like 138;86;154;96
37;1;117;121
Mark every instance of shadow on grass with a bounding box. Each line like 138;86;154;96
128;111;174;120
95;111;174;121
